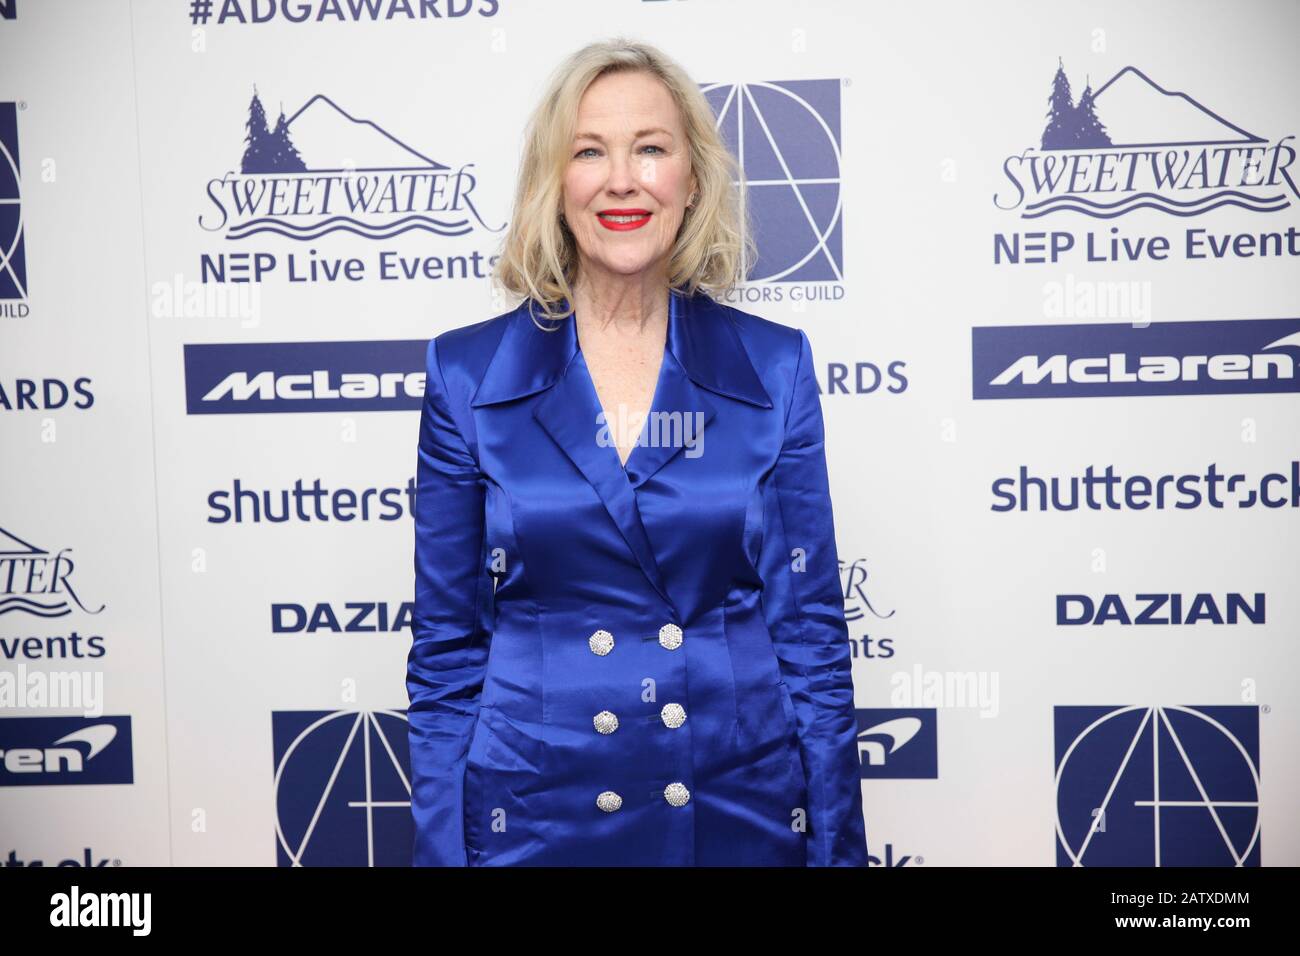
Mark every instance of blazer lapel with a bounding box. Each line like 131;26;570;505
621;287;773;490
532;354;677;610
469;288;774;614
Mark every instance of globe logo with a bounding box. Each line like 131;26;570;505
273;710;413;867
1054;705;1260;866
0;102;27;302
702;80;843;283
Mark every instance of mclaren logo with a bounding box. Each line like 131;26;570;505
183;340;428;414
992;331;1300;386
200;370;424;403
972;318;1300;399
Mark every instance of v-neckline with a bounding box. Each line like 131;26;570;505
572;344;670;477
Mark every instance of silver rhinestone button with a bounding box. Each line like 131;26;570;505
660;703;686;728
589;629;614;656
663;782;691;807
596;790;623;812
593;710;619;734
658;623;683;650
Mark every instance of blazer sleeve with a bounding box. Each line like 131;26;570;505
758;328;868;866
408;334;492;867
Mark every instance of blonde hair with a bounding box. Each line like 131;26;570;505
490;37;755;326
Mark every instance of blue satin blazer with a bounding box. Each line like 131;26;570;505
408;287;867;866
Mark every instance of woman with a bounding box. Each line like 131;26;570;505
408;37;867;866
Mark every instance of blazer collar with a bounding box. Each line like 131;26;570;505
469;287;773;410
468;286;771;616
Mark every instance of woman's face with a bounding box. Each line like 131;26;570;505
563;70;697;286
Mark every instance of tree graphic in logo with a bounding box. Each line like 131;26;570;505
240;86;306;175
1075;83;1109;146
1040;59;1113;150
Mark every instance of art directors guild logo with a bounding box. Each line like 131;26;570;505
197;88;505;285
1055;705;1260;866
0;101;29;317
702;79;845;300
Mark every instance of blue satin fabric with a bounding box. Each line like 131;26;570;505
408;287;867;866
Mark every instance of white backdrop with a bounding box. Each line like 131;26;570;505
1;0;1296;866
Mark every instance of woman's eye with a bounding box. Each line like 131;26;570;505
574;145;664;158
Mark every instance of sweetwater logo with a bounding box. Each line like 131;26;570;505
995;61;1298;219
841;556;896;660
198;88;505;250
0;525;105;618
0;101;29;315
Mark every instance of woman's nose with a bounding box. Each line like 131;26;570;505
604;150;641;192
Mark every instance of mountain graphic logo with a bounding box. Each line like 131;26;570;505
199;86;505;242
995;60;1298;218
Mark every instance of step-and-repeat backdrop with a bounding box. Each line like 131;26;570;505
1;0;1296;866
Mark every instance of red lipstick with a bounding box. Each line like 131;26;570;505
597;208;652;231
